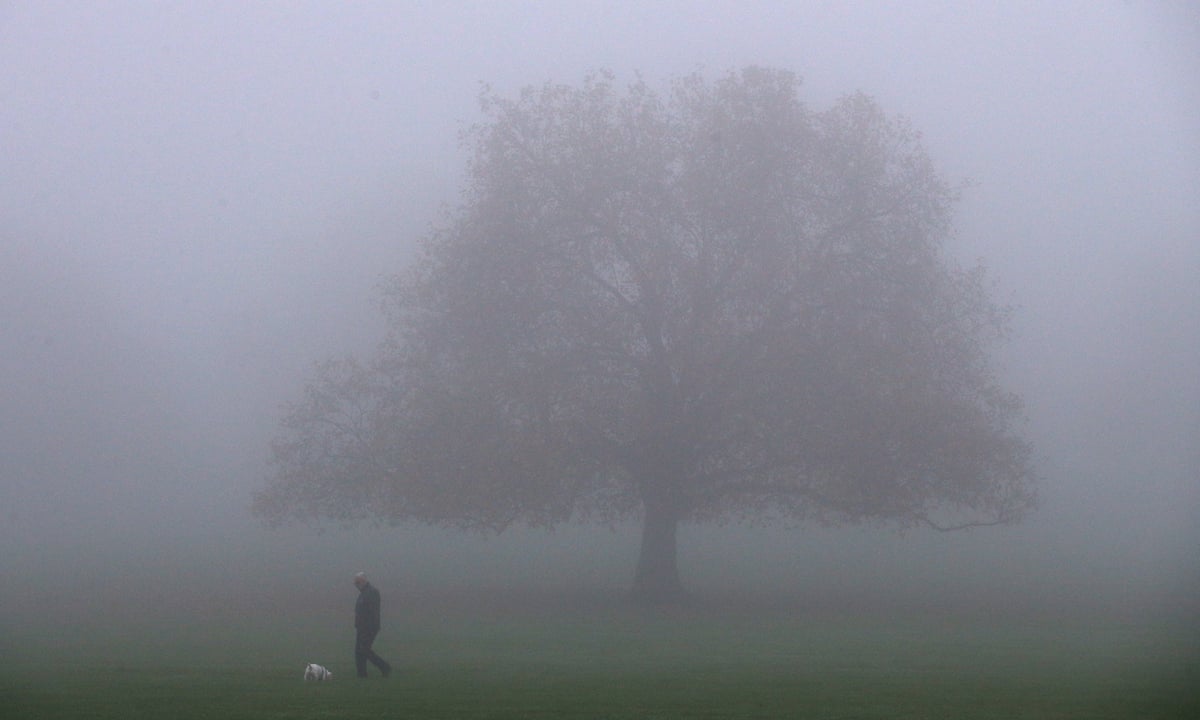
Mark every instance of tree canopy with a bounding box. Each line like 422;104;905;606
253;67;1036;603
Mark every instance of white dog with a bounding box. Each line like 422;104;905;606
304;663;333;681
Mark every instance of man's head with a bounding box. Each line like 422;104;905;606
354;572;368;590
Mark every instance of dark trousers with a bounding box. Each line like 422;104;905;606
354;629;390;677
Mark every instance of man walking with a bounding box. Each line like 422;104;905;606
353;572;392;678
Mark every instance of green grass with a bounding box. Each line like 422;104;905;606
2;600;1196;719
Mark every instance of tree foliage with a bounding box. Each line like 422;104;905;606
254;68;1036;602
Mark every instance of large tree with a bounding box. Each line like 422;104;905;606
254;68;1036;603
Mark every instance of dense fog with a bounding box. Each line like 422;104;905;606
2;2;1197;623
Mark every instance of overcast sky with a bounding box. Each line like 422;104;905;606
2;1;1197;574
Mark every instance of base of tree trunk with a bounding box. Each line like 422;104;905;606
631;504;687;605
629;574;689;606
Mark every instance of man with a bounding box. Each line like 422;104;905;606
353;572;392;678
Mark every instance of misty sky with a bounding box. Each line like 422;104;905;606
2;1;1197;581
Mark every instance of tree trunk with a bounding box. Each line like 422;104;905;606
631;502;686;605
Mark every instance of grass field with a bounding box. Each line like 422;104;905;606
3;594;1197;720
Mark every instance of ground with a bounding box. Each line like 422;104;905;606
2;592;1196;719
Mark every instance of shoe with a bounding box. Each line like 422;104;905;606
381;664;392;678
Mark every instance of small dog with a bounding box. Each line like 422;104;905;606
304;663;333;681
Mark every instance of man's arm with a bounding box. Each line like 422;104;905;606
367;587;382;632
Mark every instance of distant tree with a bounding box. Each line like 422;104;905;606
253;68;1036;604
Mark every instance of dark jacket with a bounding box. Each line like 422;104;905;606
355;582;381;635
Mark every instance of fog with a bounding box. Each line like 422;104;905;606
2;2;1197;623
